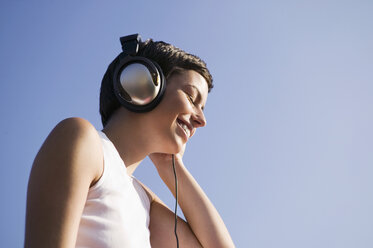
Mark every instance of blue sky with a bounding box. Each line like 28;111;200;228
1;1;372;247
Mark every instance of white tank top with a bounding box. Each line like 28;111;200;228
75;130;151;248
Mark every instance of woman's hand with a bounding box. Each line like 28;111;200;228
148;143;186;173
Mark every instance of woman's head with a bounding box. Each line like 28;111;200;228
146;69;209;154
99;38;213;127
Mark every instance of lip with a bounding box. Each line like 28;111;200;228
176;118;193;140
177;118;193;133
176;120;189;141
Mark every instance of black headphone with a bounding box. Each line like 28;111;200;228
113;34;166;113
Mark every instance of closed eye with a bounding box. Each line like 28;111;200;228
186;93;195;105
185;92;206;113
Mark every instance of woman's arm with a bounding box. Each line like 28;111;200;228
149;154;235;248
136;179;203;247
24;117;103;248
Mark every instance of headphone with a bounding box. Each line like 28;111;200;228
113;34;166;113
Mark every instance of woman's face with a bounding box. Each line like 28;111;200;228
145;69;209;154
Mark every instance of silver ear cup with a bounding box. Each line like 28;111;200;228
118;63;161;105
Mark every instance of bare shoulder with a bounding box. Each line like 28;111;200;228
50;117;100;142
46;117;100;142
34;117;103;186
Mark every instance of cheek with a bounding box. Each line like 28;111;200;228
159;92;191;114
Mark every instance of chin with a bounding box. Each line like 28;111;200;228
164;136;184;155
157;127;185;154
169;141;184;154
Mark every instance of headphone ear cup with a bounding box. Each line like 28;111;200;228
113;55;166;113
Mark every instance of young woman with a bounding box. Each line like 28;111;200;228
25;35;235;248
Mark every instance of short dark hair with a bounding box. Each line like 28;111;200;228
99;39;213;127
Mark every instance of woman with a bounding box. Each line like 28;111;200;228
25;35;235;247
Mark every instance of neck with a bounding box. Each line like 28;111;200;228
101;109;152;176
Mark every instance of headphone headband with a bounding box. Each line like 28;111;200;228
120;34;141;56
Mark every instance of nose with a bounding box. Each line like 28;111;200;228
191;109;207;128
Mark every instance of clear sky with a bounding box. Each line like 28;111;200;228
1;0;372;247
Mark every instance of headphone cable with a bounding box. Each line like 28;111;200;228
172;154;179;248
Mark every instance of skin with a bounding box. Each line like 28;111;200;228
25;70;235;247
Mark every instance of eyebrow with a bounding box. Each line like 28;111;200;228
186;84;205;111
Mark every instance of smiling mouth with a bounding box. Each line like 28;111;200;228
176;119;191;138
